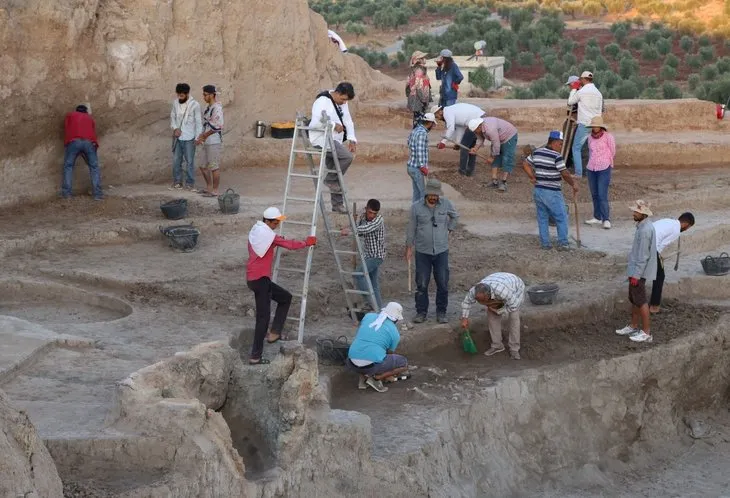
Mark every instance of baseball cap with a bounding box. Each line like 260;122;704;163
580;71;593;79
203;84;217;94
565;75;579;85
263;207;286;221
549;131;564;141
421;112;437;123
439;49;453;58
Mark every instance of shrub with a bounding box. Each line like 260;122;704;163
587;37;599;47
698;34;712;47
645;75;658;88
688;74;701;90
718;57;730;74
662;82;682;99
655;38;672;56
389;59;399;68
518;51;535;66
530;79;548;98
509;8;533;33
679;35;694;53
702;65;719;81
345;21;367;37
641;87;661;99
585;45;601;60
562;53;577;66
642;45;659;61
615;80;640;99
604;43;620;59
664;53;679;68
686;55;702;69
397;51;407;63
614;26;628;44
618;49;633;60
560;38;576;55
543;74;561;92
644;29;662;44
595;55;610;71
470;66;496;91
660;64;677;80
550;60;567;78
579;60;597;73
511;87;535;99
700;46;715;62
595;70;620;90
619;56;639;79
542;51;558;70
629;37;645;50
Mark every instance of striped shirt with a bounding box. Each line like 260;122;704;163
407;124;429;170
586;132;616;172
356;211;386;260
476;117;518;156
526;147;566;191
461;272;525;318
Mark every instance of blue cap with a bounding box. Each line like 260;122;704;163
549;131;564;140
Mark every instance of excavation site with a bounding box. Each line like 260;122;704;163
2;1;730;497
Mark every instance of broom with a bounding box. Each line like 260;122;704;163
461;328;478;354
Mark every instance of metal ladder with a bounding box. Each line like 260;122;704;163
272;112;378;343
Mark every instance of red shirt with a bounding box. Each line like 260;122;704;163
64;111;99;147
246;235;307;281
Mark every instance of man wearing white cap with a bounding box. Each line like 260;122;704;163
244;207;317;364
616;200;657;343
432;103;487;176
435;49;463;107
467;116;518;191
407;112;437;202
347;302;409;392
567;71;603;178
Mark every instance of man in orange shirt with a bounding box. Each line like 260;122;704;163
62;104;103;200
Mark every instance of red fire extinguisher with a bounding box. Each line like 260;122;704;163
716;103;725;120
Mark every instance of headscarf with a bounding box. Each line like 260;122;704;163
248;221;276;257
368;302;404;331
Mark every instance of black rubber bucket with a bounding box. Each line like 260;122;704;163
160;199;188;220
159;224;200;252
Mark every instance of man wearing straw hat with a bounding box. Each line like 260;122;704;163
584;116;616;230
347;302;409;393
616;200;657;343
405;178;459;324
406;112;437;202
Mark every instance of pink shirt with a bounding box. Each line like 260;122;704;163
246;235;307;281
477;117;518;156
586;132;616;172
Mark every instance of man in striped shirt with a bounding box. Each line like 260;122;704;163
460;272;525;359
467;116;518;192
522;131;579;250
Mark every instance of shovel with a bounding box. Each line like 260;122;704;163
461;329;478;354
674;236;681;271
440;136;491;161
572;195;582;248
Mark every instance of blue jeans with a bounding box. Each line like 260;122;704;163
415;250;449;315
587;168;611;221
571;124;589;177
533;188;569;248
172;139;196;186
492;134;518;173
354;257;384;309
62;139;102;198
407;167;426;202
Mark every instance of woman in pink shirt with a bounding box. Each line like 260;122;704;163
584;116;616;229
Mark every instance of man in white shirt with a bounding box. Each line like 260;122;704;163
567;71;603;179
327;29;348;53
650;212;695;313
432;103;486;176
309;82;358;213
170;83;203;190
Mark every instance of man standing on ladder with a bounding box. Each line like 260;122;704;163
567;71;603;179
244;207;317;365
309;82;358;214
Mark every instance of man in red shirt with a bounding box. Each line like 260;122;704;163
245;207;317;364
62;104;103;200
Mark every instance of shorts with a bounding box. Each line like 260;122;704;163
628;278;647;306
200;143;222;171
492;133;518;173
346;354;408;376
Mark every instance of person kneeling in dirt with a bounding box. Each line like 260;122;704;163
347;302;409;393
460;273;525;360
245;207;317;365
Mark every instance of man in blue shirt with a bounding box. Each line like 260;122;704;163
347;302;408;393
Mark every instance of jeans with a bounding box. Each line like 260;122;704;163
571;124;590;177
587;168;611;221
415;250;449;315
492;134;518;173
533;188;569;248
407;167;426;202
324;141;353;207
62;139;102;198
354;257;384;309
459;128;477;176
172;139;196;186
650;253;664;307
440;98;456;107
247;277;292;360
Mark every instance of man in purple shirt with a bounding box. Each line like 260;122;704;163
467;117;519;192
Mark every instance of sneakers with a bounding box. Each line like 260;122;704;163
365;377;388;393
489;180;499;189
436;314;448;324
172;183;183;189
413;313;427;323
541;245;552;251
556;245;571;252
358;375;367;390
585;218;601;225
603;220;612;229
497;181;507;192
615;325;639;336
484;345;506;356
509;350;521;360
184;184;196;191
630;331;653;343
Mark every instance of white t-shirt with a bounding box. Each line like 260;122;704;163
309;93;356;147
653;218;681;253
440;103;486;144
567;83;603;126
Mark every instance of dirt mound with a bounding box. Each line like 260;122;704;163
0;0;398;207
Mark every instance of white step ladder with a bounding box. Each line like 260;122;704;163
272;112;379;343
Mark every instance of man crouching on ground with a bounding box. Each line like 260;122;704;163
347;302;408;393
460;272;525;360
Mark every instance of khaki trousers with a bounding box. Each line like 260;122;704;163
487;310;521;352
